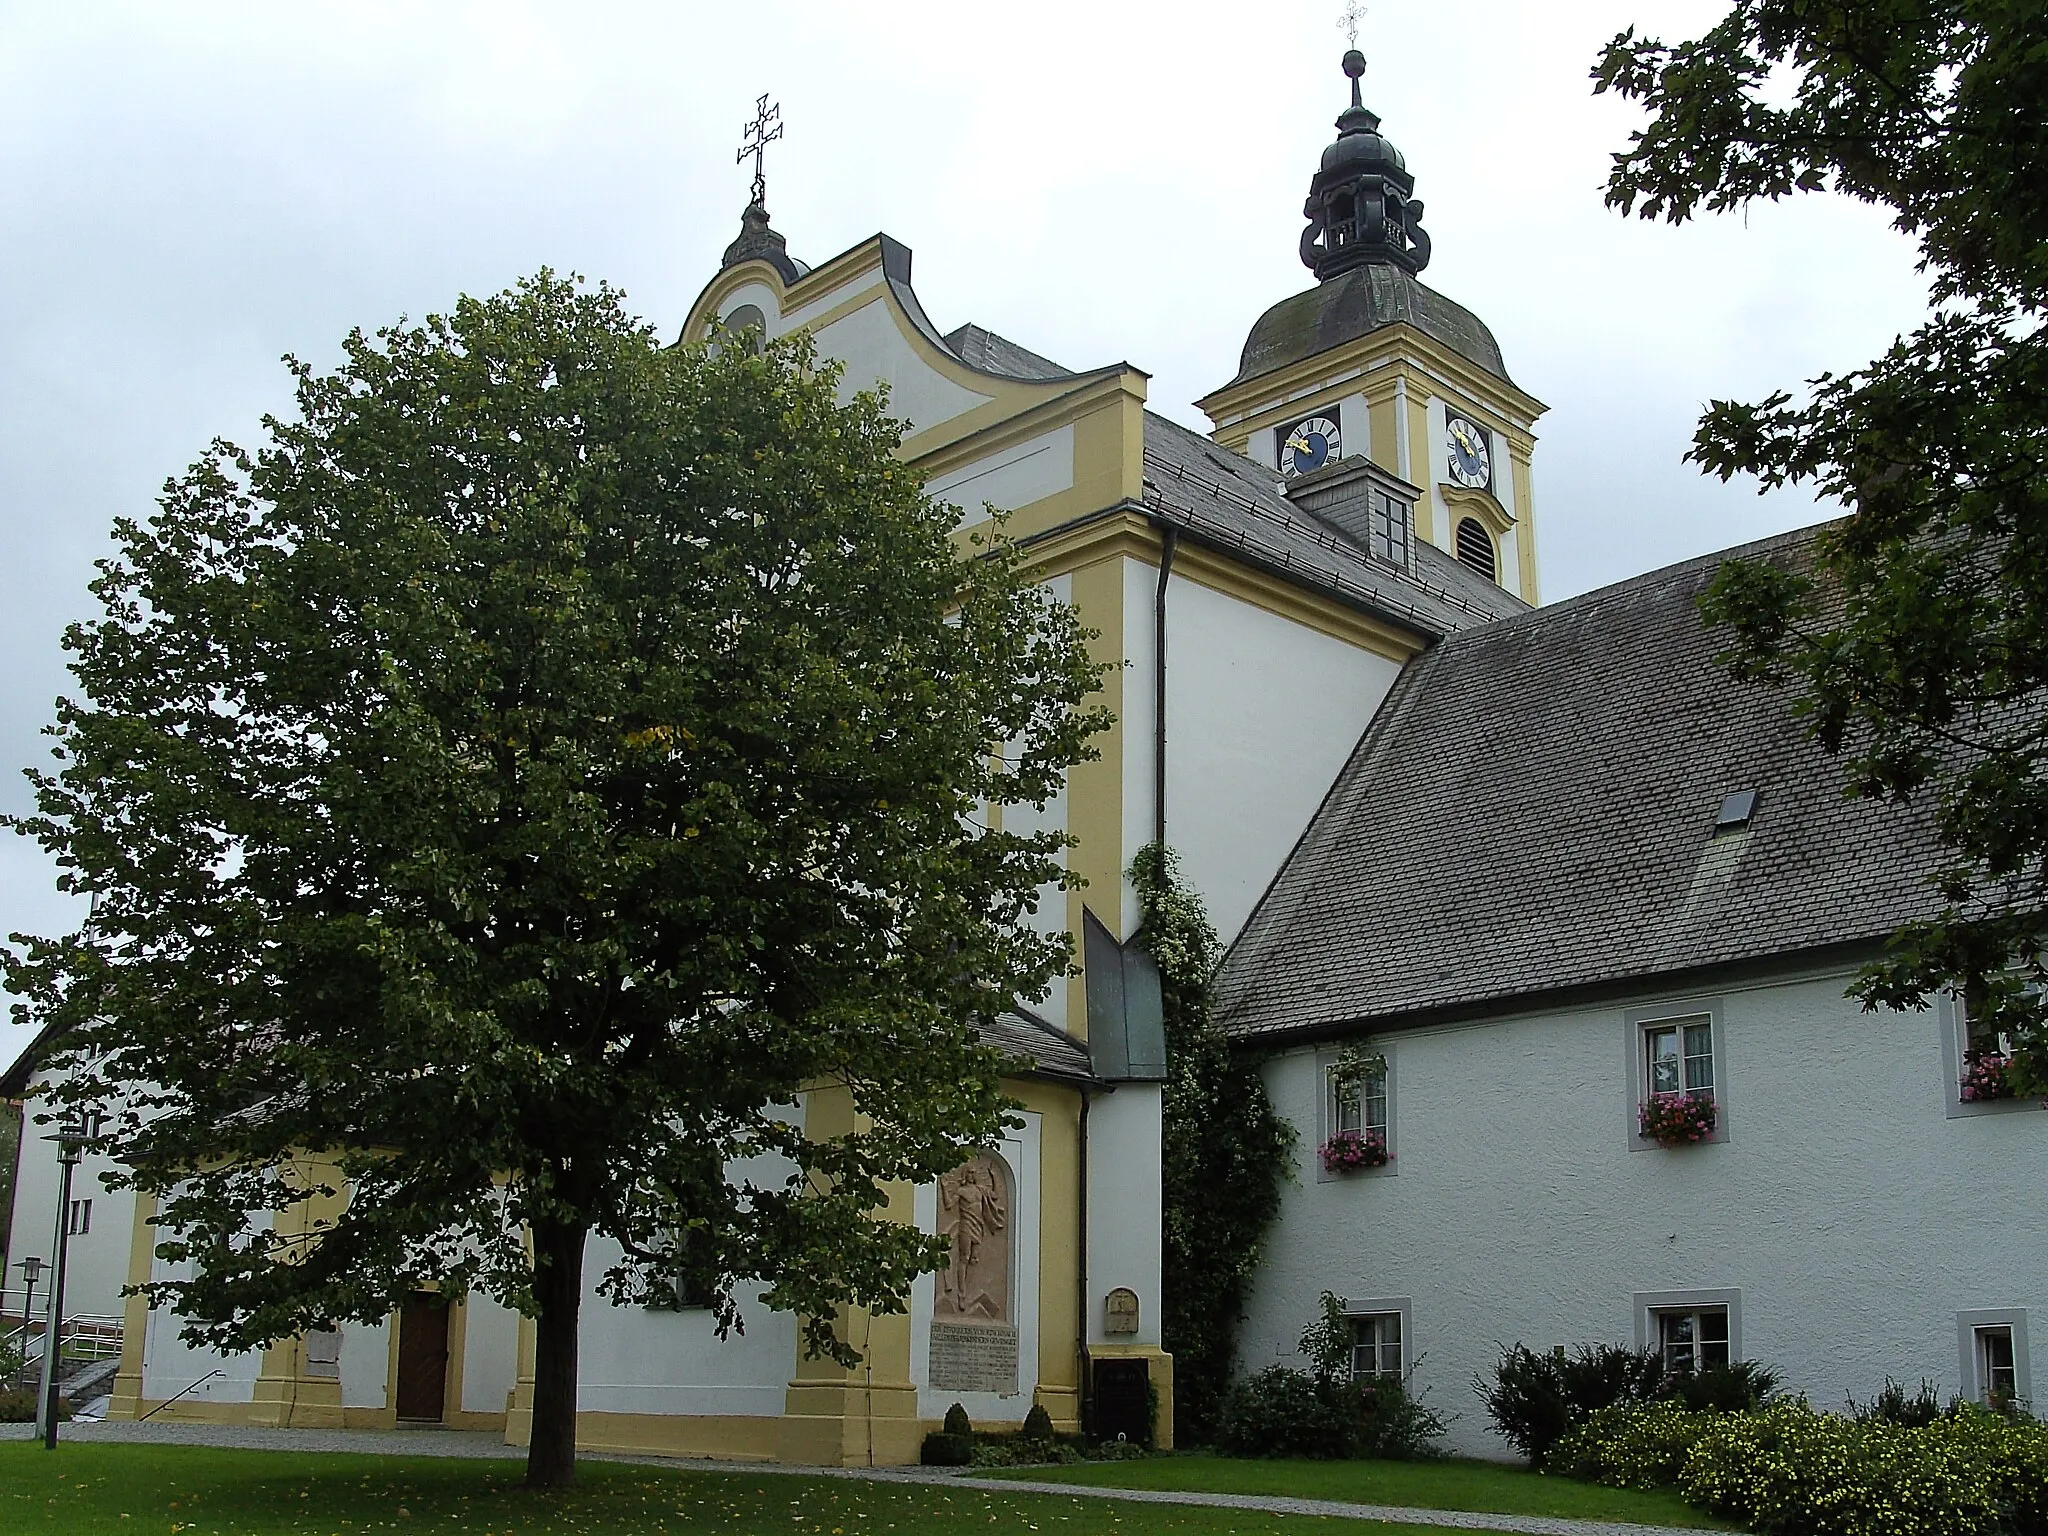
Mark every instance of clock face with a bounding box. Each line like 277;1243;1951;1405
1279;414;1341;477
1446;414;1493;490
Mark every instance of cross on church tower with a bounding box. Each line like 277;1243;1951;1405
1337;0;1366;49
737;94;783;211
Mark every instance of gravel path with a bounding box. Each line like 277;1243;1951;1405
0;1418;1727;1536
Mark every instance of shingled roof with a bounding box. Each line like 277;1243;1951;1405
1215;524;1950;1043
981;1010;1094;1082
1140;412;1526;640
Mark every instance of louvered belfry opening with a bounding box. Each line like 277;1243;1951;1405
1455;517;1496;582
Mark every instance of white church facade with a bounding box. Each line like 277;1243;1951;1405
6;50;2039;1464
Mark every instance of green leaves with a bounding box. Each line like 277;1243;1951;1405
5;272;1107;1409
1132;843;1296;1444
1603;3;2048;1080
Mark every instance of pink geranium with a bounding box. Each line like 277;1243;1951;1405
1319;1129;1390;1173
1638;1091;1718;1146
1961;1053;2013;1102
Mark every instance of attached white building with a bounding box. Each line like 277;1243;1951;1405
1215;529;2044;1456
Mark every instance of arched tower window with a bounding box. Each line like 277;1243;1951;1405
711;303;767;355
1455;518;1496;582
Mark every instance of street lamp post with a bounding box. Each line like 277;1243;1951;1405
13;1256;43;1390
34;1122;84;1449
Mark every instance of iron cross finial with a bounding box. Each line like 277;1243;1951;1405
737;93;783;211
1338;0;1366;49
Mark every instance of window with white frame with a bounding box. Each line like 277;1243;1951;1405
1979;1325;2020;1407
1645;1016;1714;1100
67;1198;91;1236
1654;1305;1731;1374
1328;1059;1387;1137
1955;982;2027;1104
1958;1309;2030;1406
1350;1312;1402;1381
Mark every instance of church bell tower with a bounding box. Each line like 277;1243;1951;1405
1196;51;1547;603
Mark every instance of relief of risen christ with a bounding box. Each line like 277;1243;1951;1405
936;1153;1010;1321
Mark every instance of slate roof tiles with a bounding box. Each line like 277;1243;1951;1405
1214;523;1951;1042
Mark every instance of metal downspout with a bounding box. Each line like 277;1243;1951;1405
1153;524;1177;848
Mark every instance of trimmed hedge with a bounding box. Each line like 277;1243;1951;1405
1557;1398;2048;1536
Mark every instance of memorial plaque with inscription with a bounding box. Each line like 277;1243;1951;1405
929;1321;1020;1395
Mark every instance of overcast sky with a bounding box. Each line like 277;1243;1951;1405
0;1;1933;1069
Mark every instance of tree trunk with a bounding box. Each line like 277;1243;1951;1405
525;1216;587;1490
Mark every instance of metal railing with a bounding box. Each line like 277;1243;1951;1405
4;1308;125;1389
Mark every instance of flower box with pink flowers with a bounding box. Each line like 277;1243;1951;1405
1960;1052;2014;1102
1319;1128;1389;1173
1638;1090;1717;1146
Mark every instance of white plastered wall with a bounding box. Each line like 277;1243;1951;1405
926;425;1076;530
1242;967;2048;1459
139;1221;264;1405
573;1104;807;1420
1008;573;1074;1031
810;300;993;436
4;1069;137;1322
460;1292;521;1416
1136;563;1403;941
339;1317;390;1410
1085;1083;1162;1349
909;1110;1041;1423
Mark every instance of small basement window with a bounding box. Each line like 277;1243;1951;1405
1454;518;1496;581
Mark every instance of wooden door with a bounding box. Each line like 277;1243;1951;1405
394;1292;449;1422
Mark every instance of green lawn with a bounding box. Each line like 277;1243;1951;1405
984;1452;1734;1530
0;1442;1527;1535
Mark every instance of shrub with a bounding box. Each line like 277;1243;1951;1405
1849;1378;1950;1428
0;1387;67;1424
1551;1401;1717;1490
1216;1365;1447;1460
1021;1403;1055;1441
1925;1407;2048;1536
1680;1400;2003;1536
919;1429;973;1466
1356;1373;1452;1461
922;1402;976;1466
1478;1342;1665;1467
1218;1366;1359;1459
1665;1359;1782;1413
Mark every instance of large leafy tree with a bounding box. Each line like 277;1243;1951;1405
3;274;1107;1486
1596;2;2048;1081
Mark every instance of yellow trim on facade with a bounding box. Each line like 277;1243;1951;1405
108;1189;157;1421
1007;1076;1084;1435
1440;483;1515;536
1062;555;1127;1027
1010;509;1425;664
1197;323;1546;438
1511;450;1541;603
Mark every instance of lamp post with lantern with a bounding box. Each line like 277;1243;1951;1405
13;1255;43;1389
33;1120;84;1448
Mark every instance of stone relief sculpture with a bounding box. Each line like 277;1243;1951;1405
936;1151;1011;1322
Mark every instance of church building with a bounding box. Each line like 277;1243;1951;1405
13;46;2033;1467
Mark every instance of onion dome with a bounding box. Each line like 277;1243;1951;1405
720;202;809;285
1299;50;1431;280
